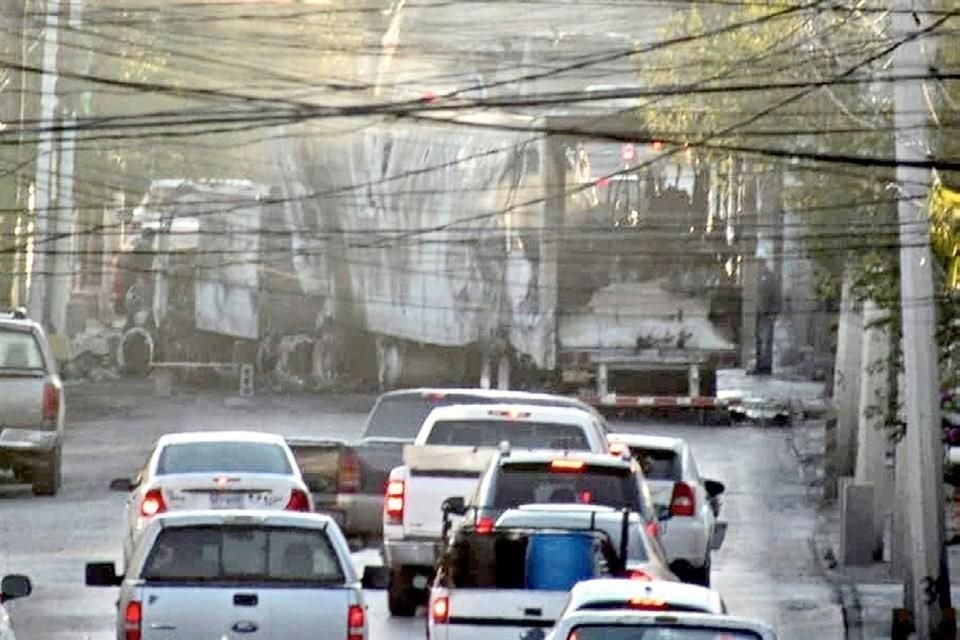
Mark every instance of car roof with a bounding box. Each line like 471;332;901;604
425;403;598;423
554;610;775;639
0;316;39;331
608;433;686;452
568;578;724;613
156;431;289;447
498;450;631;468
152;509;336;529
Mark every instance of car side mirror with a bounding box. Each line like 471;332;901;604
109;478;135;492
656;504;673;521
361;565;390;590
0;575;31;601
705;480;725;498
85;562;122;587
442;496;467;516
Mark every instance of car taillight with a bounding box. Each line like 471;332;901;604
431;595;450;623
286;489;311;512
124;600;142;640
42;383;59;426
475;516;494;535
670;482;696;517
338;450;361;494
645;521;660;540
609;442;629;457
140;489;166;517
627;569;653;581
385;480;404;524
347;604;365;640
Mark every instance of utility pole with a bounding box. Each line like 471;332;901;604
891;0;949;637
28;0;62;325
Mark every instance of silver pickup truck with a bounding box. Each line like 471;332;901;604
0;309;64;495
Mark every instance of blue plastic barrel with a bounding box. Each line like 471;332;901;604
524;532;595;591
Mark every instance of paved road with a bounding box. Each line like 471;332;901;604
0;379;841;640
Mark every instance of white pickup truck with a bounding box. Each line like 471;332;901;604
381;403;610;616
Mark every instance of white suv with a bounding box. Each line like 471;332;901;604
607;434;726;586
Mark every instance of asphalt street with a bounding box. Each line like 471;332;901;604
0;379;842;640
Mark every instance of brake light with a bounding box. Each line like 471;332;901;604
645;521;660;539
347;604;365;640
550;459;585;472
140;489;166;517
670;482;696;517
339;450;361;494
609;441;628;455
42;383;59;426
124;600;142;640
627;569;653;581
286;489;311;512
628;597;667;610
578;490;593;504
488;409;530;420
475;516;494;534
431;595;450;623
385;480;404;524
424;392;446;401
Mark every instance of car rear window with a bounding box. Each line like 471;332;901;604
569;625;760;640
142;525;345;584
157;442;293;475
497;516;649;563
425;420;590;450
492;463;638;510
362;393;588;440
0;328;45;371
629;447;681;482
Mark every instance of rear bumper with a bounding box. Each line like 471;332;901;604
0;428;60;466
431;621;553;640
383;538;441;568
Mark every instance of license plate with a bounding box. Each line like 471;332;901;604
209;493;245;509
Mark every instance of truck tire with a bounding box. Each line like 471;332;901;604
688;553;711;588
388;567;418;617
31;450;62;496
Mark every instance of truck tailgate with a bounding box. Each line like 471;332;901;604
286;439;345;496
139;585;353;640
402;445;497;538
356;439;407;494
0;375;45;428
439;589;567;640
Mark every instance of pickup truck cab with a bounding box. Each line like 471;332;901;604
0;308;65;496
292;388;612;547
86;511;371;640
383;403;610;616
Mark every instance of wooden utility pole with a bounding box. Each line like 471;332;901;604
891;0;949;636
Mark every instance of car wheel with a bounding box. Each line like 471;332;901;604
388;567;418;617
689;554;711;587
31;450;62;496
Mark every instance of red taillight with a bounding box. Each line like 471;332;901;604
140;489;166;517
609;442;629;457
627;569;653;581
124;600;142;640
385;480;404;524
550;459;585;472
286;489;311;512
645;521;660;540
42;383;59;425
347;604;365;640
431;595;450;623
628;597;668;610
475;516;494;535
339;450;360;494
670;482;696;517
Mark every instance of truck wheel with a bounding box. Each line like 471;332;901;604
31;451;62;496
689;554;711;588
388;567;418;617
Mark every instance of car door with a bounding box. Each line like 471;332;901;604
685;450;714;543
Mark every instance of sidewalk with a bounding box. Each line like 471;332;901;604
793;419;960;640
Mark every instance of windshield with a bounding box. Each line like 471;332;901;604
157;442;293;475
425;419;590;449
630;448;682;482
569;626;761;640
492;464;639;510
0;329;45;372
142;525;345;584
